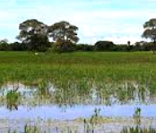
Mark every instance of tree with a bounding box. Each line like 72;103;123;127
52;41;76;53
127;41;131;51
127;41;131;46
0;39;8;44
49;21;79;43
17;19;50;51
48;21;79;52
142;18;156;53
94;41;115;51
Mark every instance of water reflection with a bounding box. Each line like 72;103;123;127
0;81;155;133
0;81;153;110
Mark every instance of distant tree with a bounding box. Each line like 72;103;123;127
127;41;131;46
0;39;8;44
94;41;115;51
49;21;79;43
48;21;79;52
142;18;156;53
76;44;94;51
9;42;26;51
17;19;50;51
0;39;9;51
127;41;132;51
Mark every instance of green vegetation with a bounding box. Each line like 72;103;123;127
142;18;156;53
6;88;20;110
121;107;156;133
0;51;154;87
1;18;156;52
0;51;154;106
16;19;79;52
8;124;42;133
121;127;156;133
0;51;155;85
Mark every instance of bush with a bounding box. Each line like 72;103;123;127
76;44;94;51
94;41;115;51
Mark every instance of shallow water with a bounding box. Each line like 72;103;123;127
0;104;156;120
0;82;155;132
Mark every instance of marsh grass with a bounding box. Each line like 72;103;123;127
8;124;41;133
121;127;156;133
0;51;154;106
37;80;51;98
6;88;20;110
0;51;156;132
121;107;156;133
0;81;150;107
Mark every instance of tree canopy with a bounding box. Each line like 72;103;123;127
17;19;50;51
48;21;79;43
142;18;156;53
48;21;79;52
94;41;115;51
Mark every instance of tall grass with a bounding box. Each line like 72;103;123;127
6;88;20;110
0;51;155;84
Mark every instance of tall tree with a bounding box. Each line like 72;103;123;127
49;21;79;43
17;19;50;51
142;18;156;53
48;21;79;52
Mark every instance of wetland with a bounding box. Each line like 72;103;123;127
0;51;156;132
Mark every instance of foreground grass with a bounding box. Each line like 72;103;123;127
0;51;155;90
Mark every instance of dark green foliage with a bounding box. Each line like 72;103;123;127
26;34;50;52
17;19;50;52
134;42;154;51
49;21;79;44
142;18;156;53
10;42;28;51
49;21;79;52
94;41;115;51
52;41;76;53
76;44;94;51
112;45;129;51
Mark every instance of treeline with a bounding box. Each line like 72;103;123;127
0;17;155;53
0;40;154;52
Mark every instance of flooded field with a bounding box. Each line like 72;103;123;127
0;52;156;132
0;81;155;132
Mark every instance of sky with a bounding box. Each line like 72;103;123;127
0;0;156;44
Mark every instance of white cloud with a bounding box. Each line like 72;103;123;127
0;0;155;43
103;35;142;44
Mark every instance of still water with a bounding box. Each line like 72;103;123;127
0;82;155;120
